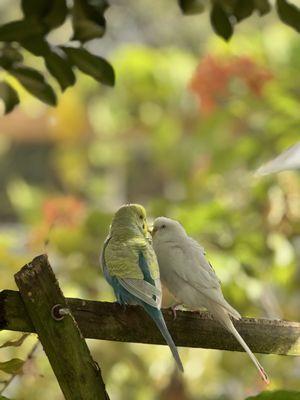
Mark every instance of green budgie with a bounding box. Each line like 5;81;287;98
101;204;183;372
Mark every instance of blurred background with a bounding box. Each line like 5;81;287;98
1;1;300;399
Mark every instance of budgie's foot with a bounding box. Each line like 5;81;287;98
171;303;183;320
259;366;270;385
114;301;126;313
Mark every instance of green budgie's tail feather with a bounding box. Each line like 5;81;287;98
144;304;184;372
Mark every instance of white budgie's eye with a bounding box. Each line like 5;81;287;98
161;224;166;229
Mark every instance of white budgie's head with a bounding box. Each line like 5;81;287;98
152;217;186;241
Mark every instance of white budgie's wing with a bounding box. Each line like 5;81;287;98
187;237;240;318
161;241;219;291
118;278;162;308
187;237;221;285
170;239;240;319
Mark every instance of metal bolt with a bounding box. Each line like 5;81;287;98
51;304;70;321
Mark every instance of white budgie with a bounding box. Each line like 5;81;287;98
152;216;269;384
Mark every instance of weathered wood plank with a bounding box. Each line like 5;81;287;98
1;288;300;356
13;255;109;400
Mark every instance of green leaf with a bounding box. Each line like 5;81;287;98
246;390;300;400
62;47;115;86
44;49;76;91
0;333;30;349
72;0;107;42
43;0;68;30
0;396;13;400
9;66;57;106
0;46;23;69
210;3;233;41
21;0;67;30
21;0;50;18
87;0;109;13
0;358;24;375
0;81;20;114
233;0;255;22
2;47;23;64
21;35;49;57
254;0;271;15
19;36;75;90
178;0;205;15
277;0;300;33
0;20;45;42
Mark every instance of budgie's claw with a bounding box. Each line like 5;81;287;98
259;366;270;385
114;301;126;313
171;303;182;320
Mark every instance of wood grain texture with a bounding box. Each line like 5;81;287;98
1;287;300;356
13;255;109;400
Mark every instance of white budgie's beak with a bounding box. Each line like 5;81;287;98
151;226;157;237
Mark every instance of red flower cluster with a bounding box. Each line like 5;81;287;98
189;55;273;115
42;196;86;227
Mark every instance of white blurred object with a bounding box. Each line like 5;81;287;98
255;142;300;176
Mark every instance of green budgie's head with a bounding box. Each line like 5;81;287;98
110;204;149;237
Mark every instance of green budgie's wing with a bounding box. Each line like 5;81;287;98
118;275;162;308
100;235;112;281
105;235;162;308
105;236;159;279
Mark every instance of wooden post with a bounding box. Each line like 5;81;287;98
14;255;109;400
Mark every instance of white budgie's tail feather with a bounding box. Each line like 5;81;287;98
208;302;269;385
220;299;241;320
229;320;269;385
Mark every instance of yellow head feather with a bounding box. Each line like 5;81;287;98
111;203;148;237
106;203;158;280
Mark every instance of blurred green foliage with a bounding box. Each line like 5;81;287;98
1;0;300;113
0;0;114;113
0;4;300;400
246;390;300;399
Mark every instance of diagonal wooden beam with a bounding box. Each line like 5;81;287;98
12;255;109;400
1;287;300;356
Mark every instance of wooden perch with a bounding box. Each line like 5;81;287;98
1;284;300;356
13;255;109;400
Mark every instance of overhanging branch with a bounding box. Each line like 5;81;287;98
1;289;299;356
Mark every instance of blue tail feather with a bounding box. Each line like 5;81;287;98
102;252;183;371
142;303;184;372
